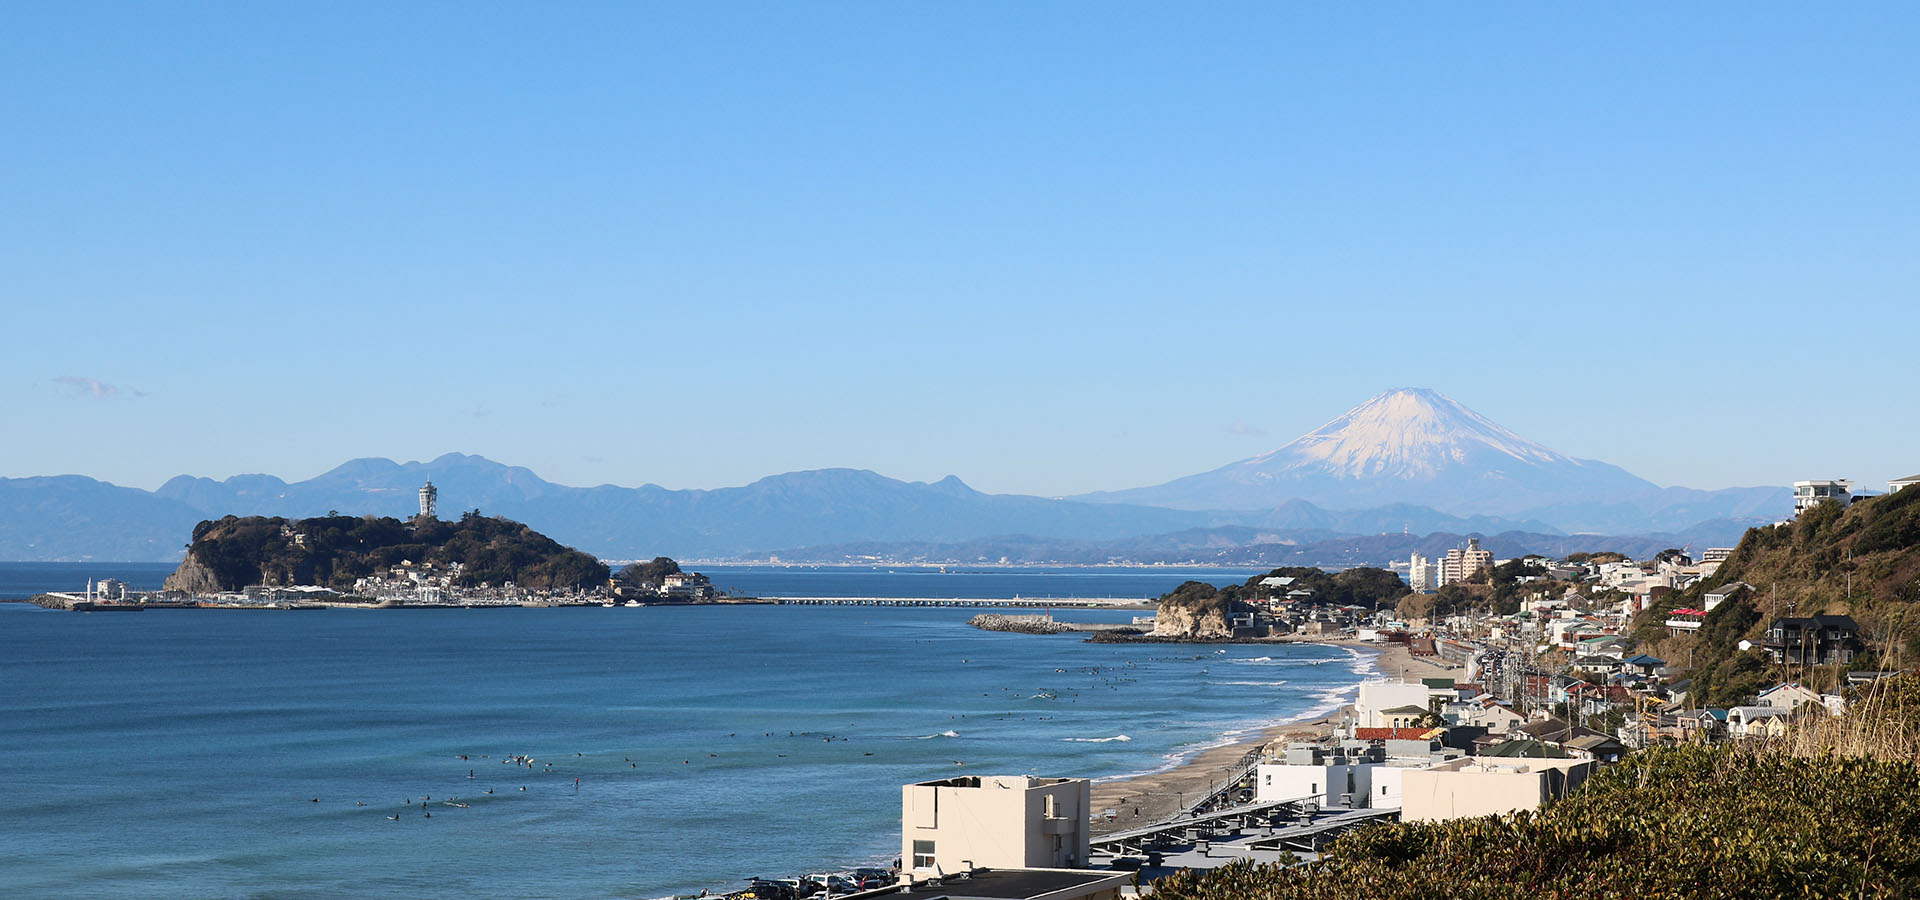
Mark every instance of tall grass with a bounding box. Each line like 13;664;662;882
1752;672;1920;763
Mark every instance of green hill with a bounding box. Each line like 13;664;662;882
163;512;608;593
1631;486;1920;705
1148;741;1920;900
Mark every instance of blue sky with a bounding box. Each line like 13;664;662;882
4;4;1915;496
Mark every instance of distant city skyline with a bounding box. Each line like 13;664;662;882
4;5;1915;496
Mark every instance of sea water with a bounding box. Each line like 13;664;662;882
0;565;1377;899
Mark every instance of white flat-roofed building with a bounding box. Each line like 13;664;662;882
1408;553;1435;593
1400;757;1596;823
1357;681;1433;728
1794;479;1854;513
901;775;1090;875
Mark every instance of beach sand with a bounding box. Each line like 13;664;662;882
1088;638;1461;833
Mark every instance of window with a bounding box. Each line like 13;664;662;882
1044;794;1057;818
912;840;935;869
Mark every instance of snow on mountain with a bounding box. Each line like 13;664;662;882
1081;388;1789;533
1246;387;1569;479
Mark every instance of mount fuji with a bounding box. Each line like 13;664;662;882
1081;388;1788;533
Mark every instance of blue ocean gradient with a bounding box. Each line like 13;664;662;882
1;565;1374;898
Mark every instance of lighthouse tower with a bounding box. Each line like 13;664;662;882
418;481;438;519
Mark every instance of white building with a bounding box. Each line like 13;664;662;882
418;481;438;519
901;775;1090;874
1256;741;1458;810
1356;682;1434;728
1793;479;1854;514
1891;474;1920;494
1408;553;1435;593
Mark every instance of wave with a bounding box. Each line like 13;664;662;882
913;730;960;739
1211;680;1289;687
1063;735;1132;743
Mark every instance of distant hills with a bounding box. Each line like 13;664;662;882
0;454;1557;562
749;522;1759;568
1081;388;1788;534
0;387;1800;564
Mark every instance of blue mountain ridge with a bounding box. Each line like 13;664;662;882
3;453;1556;562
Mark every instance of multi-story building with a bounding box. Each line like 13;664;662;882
1793;479;1854;514
1764;614;1861;665
1408;553;1435;593
901;775;1090;874
1439;538;1493;586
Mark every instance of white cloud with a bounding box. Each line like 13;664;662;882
53;376;145;398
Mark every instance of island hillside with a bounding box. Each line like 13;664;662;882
1151;566;1410;638
163;512;608;593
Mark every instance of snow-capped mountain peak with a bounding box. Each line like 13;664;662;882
1075;387;1694;522
1252;388;1569;480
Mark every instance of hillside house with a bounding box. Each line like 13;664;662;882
1703;582;1751;612
1755;682;1822;711
1764;615;1861;665
1621;654;1666;678
1563;734;1628;763
1727;706;1792;740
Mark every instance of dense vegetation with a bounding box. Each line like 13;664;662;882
178;511;609;590
1633;487;1920;704
615;556;683;589
1165;566;1411;610
1149;742;1920;899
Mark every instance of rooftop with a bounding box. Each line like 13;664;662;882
875;868;1132;900
913;775;1078;790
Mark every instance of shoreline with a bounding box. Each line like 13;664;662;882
1088;637;1463;833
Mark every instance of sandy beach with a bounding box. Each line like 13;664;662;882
1089;637;1462;833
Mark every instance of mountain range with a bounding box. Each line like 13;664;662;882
1081;388;1786;532
0;388;1794;563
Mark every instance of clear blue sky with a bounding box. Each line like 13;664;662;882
4;3;1915;496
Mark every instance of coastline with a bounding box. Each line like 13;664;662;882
1089;637;1462;832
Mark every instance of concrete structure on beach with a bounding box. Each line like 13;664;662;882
901;775;1091;875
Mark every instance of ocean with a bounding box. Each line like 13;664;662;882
0;563;1378;899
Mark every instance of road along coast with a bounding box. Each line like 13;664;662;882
1088;637;1461;832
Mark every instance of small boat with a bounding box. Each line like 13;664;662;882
624;600;642;607
601;602;616;608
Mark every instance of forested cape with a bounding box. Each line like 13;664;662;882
168;512;609;591
1157;566;1412;615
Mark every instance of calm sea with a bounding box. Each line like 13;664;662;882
0;563;1376;899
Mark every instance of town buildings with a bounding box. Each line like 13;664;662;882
1439;538;1493;586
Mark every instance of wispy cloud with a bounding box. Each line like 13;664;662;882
1229;422;1268;438
53;376;145;398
